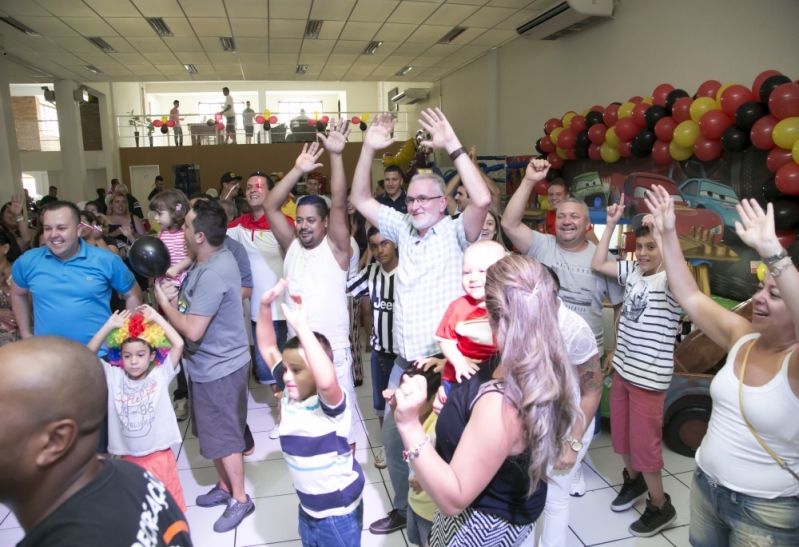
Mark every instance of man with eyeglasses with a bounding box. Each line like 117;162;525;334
350;108;491;535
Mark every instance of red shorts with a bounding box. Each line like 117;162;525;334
609;372;667;473
123;449;187;513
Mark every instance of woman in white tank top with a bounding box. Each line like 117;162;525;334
647;186;799;546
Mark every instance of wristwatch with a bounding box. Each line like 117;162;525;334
763;249;787;266
565;437;583;452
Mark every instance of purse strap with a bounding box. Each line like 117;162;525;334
738;338;799;483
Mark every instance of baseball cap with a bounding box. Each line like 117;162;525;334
220;171;242;184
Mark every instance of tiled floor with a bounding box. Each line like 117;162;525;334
0;359;695;547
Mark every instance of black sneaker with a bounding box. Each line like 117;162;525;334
610;468;648;512
629;493;677;537
369;509;406;534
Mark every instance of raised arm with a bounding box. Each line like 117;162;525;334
645;185;749;350
419;108;490;242
138;304;184;367
256;280;288;371
318;119;353;270
591;194;625;278
87;310;130;353
502;159;549;253
264;142;324;252
351;114;395;227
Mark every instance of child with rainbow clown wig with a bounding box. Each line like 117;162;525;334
88;305;187;512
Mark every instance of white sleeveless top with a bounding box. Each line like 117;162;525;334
696;333;799;498
283;236;350;350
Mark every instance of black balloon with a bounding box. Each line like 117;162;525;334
585;111;604;127
773;200;799;231
762;177;783;203
359;121;367;131
160;125;169;134
316;121;327;132
263;122;271;131
128;236;170;278
546;169;561;182
535;138;544;155
644;105;667;131
759;74;791;104
206;119;215;126
735;101;767;130
575;130;590;149
574;146;589;160
665;89;690;114
721;126;750;151
632;129;655;156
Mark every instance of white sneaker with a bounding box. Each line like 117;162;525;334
173;398;189;422
569;463;586;497
269;425;280;440
374;447;387;469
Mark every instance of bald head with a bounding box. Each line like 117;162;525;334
464;239;506;265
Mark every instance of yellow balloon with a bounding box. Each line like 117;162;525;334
550;127;564;143
263;109;271;117
643;96;654;105
793;137;799;164
361;113;370;122
673;120;700;148
313;111;320;120
618;101;636;119
556;147;569;160
161;115;168;123
689;97;720;123
562;111;577;126
756;262;769;282
715;82;735;102
605;126;620;148
773;117;799;150
600;142;620;163
669;140;694;161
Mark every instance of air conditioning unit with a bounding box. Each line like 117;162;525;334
517;0;615;40
390;88;429;105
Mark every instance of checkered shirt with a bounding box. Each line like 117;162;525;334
378;205;469;361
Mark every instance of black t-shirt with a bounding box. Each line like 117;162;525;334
18;459;192;547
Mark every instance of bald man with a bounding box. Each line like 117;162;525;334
0;338;192;547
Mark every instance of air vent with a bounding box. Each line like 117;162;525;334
146;17;173;37
296;64;309;74
363;41;382;55
304;20;323;39
395;65;412;76
84;65;103;75
220;36;236;52
87;37;116;53
0;16;40;36
438;26;466;44
184;64;198;74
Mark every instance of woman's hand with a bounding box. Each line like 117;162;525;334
735;199;783;258
393;374;428;426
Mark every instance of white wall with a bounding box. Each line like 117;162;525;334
441;0;799;156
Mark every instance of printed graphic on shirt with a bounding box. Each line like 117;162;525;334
621;280;648;322
114;373;159;438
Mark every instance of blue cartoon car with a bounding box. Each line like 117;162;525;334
678;178;740;230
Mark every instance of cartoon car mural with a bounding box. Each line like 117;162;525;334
678;178;741;230
571;171;609;208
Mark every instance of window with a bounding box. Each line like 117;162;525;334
278;100;324;121
37;98;60;151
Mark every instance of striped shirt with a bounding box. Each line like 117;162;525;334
612;261;682;391
158;228;188;284
346;262;397;355
278;381;364;518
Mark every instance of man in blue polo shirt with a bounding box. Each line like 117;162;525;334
10;201;141;345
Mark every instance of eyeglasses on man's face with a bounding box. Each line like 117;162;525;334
405;195;444;206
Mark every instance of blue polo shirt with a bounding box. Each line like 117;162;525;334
11;240;136;344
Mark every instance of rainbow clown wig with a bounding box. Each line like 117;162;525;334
105;313;171;367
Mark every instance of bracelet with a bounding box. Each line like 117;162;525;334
769;256;794;278
402;436;429;462
763;249;787;267
448;146;467;161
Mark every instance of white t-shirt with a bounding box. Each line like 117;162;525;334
558;302;600;400
224;94;235;117
104;357;182;457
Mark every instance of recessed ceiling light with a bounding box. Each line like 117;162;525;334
304;20;323;39
296;64;309;74
0;16;40;36
84;65;103;75
438;26;466;44
87;37;116;53
184;64;198;74
395;65;412;76
363;41;382;55
146;17;173;37
220;37;236;52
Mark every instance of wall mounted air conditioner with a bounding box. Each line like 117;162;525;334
390;88;429;105
517;0;615;40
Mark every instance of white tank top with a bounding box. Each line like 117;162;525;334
696;333;799;498
283;236;350;350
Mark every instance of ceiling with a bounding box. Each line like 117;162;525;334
0;0;557;83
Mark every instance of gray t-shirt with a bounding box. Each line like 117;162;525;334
526;233;623;350
178;247;249;382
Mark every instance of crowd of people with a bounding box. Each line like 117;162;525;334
1;107;797;547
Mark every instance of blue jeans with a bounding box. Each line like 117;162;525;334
690;468;799;546
371;351;395;417
382;356;411;514
298;501;363;547
252;320;287;385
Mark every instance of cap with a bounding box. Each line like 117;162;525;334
206;188;220;198
220;171;242;184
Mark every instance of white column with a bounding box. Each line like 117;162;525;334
54;80;87;202
0;55;23;204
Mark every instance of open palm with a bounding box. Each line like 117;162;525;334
364;113;395;151
735;199;779;257
418;108;456;150
318;118;350;154
294;142;324;173
643;185;675;233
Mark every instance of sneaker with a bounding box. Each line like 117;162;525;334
610;468;648;512
373;447;387;470
173;398;189;422
269;425;280;440
629;493;677;537
213;496;255;533
369;509;406;534
569;463;586;497
196;485;232;508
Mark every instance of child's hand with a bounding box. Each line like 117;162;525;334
383;388;397;411
165;266;181;279
606;193;625;225
643;185;676;233
409;478;424;494
453;357;479;383
432;385;448;415
106;310;130;329
136;304;160;324
280;293;307;330
413;356;445;374
602;350;615;376
260;279;288;308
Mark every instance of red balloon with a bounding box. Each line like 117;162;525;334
215;113;222;122
153;119;163;128
547;151;564;170
769;82;799;120
569;114;586;133
557;128;577;149
693;137;723;162
544;117;562;134
699;110;733;140
566;148;577;160
351;116;361;124
268;115;278;124
654;117;677;142
720;84;754;118
604;104;620;127
533;180;549;196
750;115;779;149
588;123;607;144
307;118;317;127
255;115;265;124
618;141;632;157
321;115;330;124
166;120;175;128
628;96;644;104
775;162;799;195
215;122;224;130
588;143;602;161
540;135;555;153
696;80;722;99
652;140;671;164
615;118;639;142
752;69;783;97
777;230;797;248
652;84;674;107
632;103;649;128
672;97;692;123
589;104;605;113
766;148;795;173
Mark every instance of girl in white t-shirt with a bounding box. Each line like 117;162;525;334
88;305;186;512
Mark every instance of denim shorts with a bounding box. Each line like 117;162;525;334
690;467;799;546
298;501;363;547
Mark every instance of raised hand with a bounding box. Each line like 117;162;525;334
393;374;428;426
735;199;782;257
8;196;23;217
523;158;551;184
281;293;308;330
317;118;351;155
260;278;288;308
107;309;130;329
643;185;676;233
294;142;325;174
606;193;625;225
363;113;396;152
418;108;459;151
136;304;162;324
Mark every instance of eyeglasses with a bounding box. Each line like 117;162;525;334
405;195;444;206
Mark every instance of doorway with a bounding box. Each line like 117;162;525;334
129;164;160;203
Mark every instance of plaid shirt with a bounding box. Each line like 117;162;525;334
378;205;469;361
